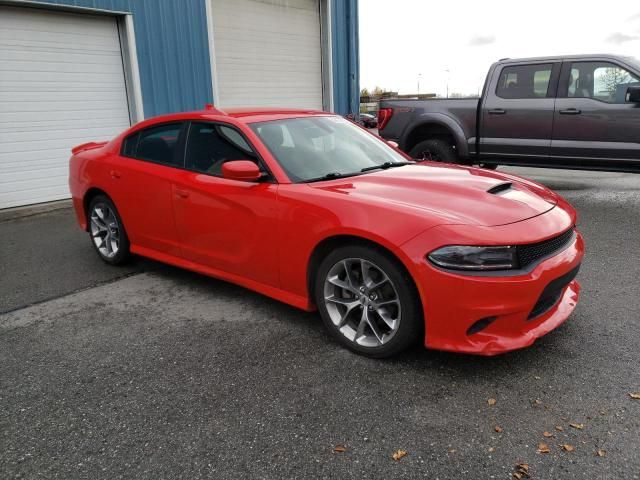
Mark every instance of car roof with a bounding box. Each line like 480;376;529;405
131;107;333;130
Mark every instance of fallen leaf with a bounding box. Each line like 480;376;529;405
392;449;408;461
532;399;542;406
555;425;564;431
570;423;585;430
333;445;347;453
596;449;607;457
543;431;554;438
495;426;503;433
537;442;551;454
488;398;497;406
561;444;575;452
630;392;640;400
534;375;541;380
513;463;530;479
488;447;495;453
448;448;456;453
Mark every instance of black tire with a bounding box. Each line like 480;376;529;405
87;194;131;265
409;139;458;163
479;163;499;170
314;244;423;358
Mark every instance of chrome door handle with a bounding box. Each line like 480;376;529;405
175;189;190;199
110;170;122;179
559;108;581;115
488;108;506;115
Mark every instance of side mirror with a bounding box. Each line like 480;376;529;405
626;86;640;103
386;140;399;148
222;160;262;181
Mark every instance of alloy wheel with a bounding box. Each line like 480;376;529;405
323;258;402;347
90;203;120;258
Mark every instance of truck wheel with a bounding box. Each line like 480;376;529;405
479;163;498;170
409;139;458;163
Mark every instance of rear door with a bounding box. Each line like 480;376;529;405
551;60;640;167
109;122;186;257
479;62;560;161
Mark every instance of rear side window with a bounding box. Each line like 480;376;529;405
121;123;184;168
496;64;553;99
184;122;257;176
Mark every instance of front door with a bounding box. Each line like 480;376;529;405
552;60;640;167
171;121;280;288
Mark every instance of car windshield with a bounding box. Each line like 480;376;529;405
250;116;410;182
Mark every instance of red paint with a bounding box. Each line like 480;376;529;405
69;108;585;355
222;160;263;181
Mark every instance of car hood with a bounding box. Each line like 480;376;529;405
308;163;557;227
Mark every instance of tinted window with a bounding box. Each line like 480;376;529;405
496;64;553;99
121;132;139;157
566;61;640;103
130;123;183;167
184;122;257;175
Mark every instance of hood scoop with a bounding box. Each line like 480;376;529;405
487;182;513;195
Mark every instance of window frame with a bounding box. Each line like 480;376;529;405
494;62;560;100
557;60;640;103
182;120;276;182
119;121;188;169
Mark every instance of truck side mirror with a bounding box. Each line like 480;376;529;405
625;86;640;103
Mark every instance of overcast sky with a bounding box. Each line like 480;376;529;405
359;0;640;96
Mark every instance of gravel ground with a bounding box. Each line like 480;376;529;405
1;167;639;479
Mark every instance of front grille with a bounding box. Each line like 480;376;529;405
528;264;581;320
517;228;576;268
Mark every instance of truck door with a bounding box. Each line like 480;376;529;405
479;62;560;161
551;60;640;167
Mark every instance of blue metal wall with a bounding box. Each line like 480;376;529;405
28;0;359;117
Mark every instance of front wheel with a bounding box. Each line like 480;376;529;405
409;139;458;163
87;195;131;265
314;245;423;358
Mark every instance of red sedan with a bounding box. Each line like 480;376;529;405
69;106;584;357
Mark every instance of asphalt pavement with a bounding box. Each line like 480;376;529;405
1;167;639;479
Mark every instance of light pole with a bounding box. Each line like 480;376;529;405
444;68;450;99
417;73;422;95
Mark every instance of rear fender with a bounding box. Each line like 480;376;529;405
401;113;469;158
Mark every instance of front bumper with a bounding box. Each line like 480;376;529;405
402;214;584;355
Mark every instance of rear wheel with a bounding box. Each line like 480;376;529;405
314;245;423;358
409;139;457;163
87;195;130;265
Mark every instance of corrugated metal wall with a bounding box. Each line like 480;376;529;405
21;0;359;116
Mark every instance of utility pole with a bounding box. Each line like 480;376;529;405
417;73;422;95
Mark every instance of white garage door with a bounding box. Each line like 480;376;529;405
0;6;131;209
211;0;323;109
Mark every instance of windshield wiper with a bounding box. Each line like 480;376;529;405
359;161;414;173
302;171;359;183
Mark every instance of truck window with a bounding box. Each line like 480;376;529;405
496;64;553;99
566;61;640;104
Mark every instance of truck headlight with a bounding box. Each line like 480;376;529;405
428;245;518;271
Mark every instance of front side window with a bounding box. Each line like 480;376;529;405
122;123;183;167
184;122;257;176
566;61;640;103
496;64;553;99
251;116;410;182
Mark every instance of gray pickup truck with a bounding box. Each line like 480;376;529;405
378;54;640;172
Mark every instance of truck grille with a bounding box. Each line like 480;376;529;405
517;228;576;268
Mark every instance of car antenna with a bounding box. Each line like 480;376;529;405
204;103;225;114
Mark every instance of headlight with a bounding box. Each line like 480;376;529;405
428;245;518;271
